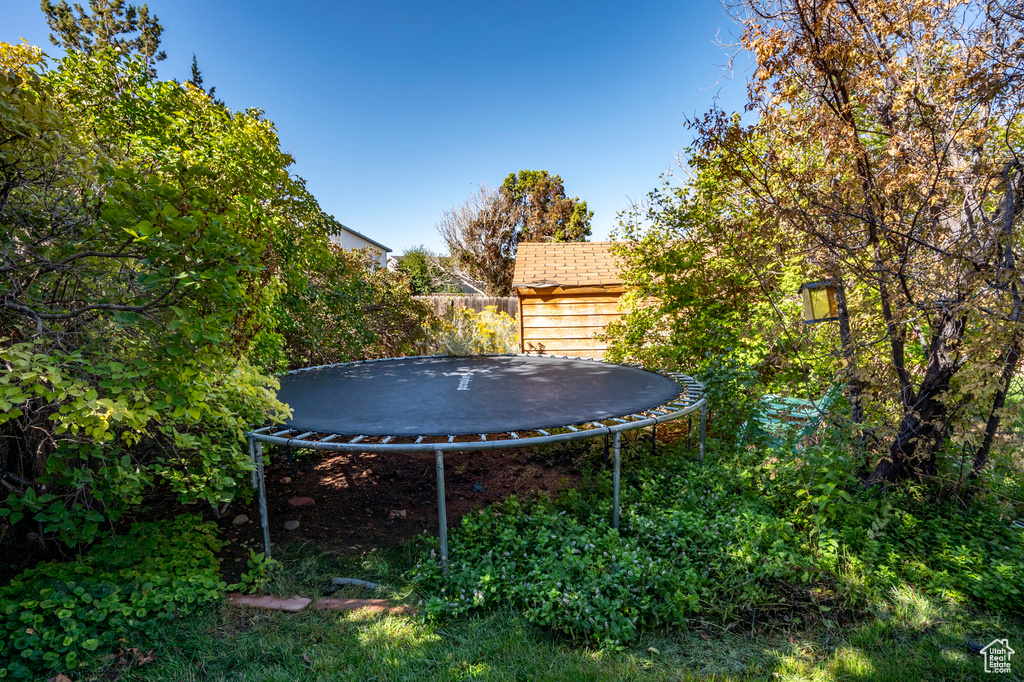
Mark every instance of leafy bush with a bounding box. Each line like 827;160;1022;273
0;515;230;679
414;438;1023;647
0;42;424;550
424;305;518;356
273;246;431;369
0;45;294;546
0;346;286;546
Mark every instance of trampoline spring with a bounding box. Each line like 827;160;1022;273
271;429;294;438
510;432;520;439
537;429;551;437
350;435;366;444
381;436;395;444
610;418;628;424
320;434;341;443
565;425;580;432
479;434;487;441
415;436;426;444
253;426;274;434
292;432;314;441
448;435;456;443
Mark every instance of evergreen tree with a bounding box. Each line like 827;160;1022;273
40;0;166;72
188;53;224;106
502;170;592;243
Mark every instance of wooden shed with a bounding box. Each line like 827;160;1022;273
512;241;624;359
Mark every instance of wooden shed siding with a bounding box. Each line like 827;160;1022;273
523;337;611;351
523;348;606;359
517;289;623;358
520;301;622;316
522;314;621;328
523;329;610;342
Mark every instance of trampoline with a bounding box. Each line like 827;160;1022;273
246;355;706;564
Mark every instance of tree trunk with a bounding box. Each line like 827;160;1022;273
974;163;1024;476
866;310;965;486
834;284;864;426
972;340;1021;477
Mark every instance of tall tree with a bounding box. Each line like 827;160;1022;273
439;171;592;295
693;0;1023;483
502;170;592;242
437;184;519;295
40;0;166;72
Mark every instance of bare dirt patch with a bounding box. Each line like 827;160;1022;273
216;445;580;579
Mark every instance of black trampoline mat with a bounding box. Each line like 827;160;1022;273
275;355;682;437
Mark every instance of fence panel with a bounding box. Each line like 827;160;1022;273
414;295;517;319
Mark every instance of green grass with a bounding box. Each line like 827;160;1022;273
93;542;1023;682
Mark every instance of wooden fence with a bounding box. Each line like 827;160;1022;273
414;295;517;319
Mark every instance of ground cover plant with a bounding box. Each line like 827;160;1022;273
0;515;235;679
414;436;1024;650
52;436;1022;681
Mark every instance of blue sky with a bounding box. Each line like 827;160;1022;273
3;1;749;254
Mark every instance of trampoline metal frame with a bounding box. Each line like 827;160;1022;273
244;355;707;566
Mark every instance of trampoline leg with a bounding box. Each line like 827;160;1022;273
650;425;657;456
248;435;258;489
687;416;693;451
255;440;272;560
435;449;449;571
699;403;707;465
612;432;621;530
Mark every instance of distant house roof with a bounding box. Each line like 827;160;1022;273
336;223;392;253
512;241;623;289
452;275;485;295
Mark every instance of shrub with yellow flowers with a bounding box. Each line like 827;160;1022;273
425;305;519;356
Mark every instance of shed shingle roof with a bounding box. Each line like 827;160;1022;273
512;241;623;289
